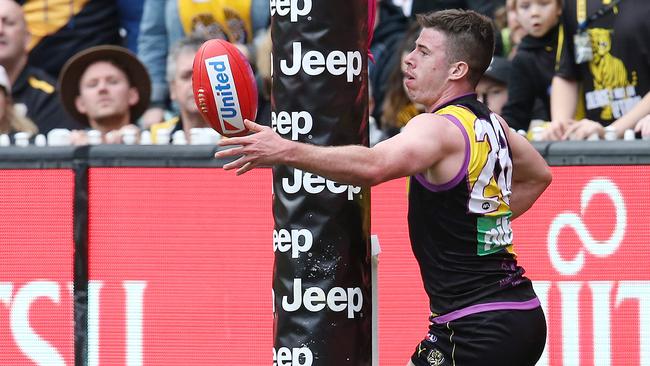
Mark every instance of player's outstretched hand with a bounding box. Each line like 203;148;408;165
214;119;288;175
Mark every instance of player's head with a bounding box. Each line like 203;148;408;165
402;9;494;109
416;9;495;87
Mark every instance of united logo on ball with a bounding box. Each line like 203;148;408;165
192;39;258;137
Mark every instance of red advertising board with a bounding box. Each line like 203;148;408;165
514;166;650;366
0;170;75;366
6;165;638;365
372;166;650;366
87;168;275;365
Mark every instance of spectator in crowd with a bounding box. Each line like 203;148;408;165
561;90;650;139
476;56;511;115
150;37;211;144
544;0;650;140
117;0;145;53
380;23;424;137
369;0;409;128
0;0;81;133
137;0;270;127
492;4;510;56
501;0;562;132
0;64;38;136
58;45;150;145
18;0;121;78
502;0;528;59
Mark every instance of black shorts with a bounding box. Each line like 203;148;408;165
410;307;546;366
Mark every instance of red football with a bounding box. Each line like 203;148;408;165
192;39;258;137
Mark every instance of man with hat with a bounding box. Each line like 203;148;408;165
59;45;150;144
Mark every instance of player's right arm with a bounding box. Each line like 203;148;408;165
506;125;552;219
215;114;464;187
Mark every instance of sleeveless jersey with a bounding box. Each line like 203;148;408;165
408;94;537;316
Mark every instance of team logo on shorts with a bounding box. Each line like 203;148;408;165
427;348;445;366
426;334;438;343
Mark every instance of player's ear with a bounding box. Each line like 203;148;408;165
449;61;469;81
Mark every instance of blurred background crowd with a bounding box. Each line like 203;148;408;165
0;0;648;146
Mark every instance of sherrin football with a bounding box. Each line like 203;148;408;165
192;39;258;137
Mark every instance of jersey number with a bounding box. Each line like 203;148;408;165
469;114;513;214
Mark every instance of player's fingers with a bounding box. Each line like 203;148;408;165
223;153;257;171
236;161;256;175
214;146;244;159
217;136;247;147
244;119;264;132
222;153;249;169
222;157;244;170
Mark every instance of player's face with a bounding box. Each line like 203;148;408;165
515;0;561;38
170;50;202;118
75;61;138;125
402;28;451;109
0;0;30;65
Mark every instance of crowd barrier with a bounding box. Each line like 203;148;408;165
0;141;649;366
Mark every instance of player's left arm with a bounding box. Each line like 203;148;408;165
215;115;463;187
501;117;552;219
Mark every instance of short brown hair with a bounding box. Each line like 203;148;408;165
416;9;495;86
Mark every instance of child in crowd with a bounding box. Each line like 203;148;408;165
476;56;512;115
496;0;528;59
501;0;562;132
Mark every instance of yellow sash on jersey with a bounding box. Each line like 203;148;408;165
178;0;252;43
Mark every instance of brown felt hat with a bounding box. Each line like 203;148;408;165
58;45;151;125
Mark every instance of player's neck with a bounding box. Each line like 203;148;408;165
427;85;474;112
